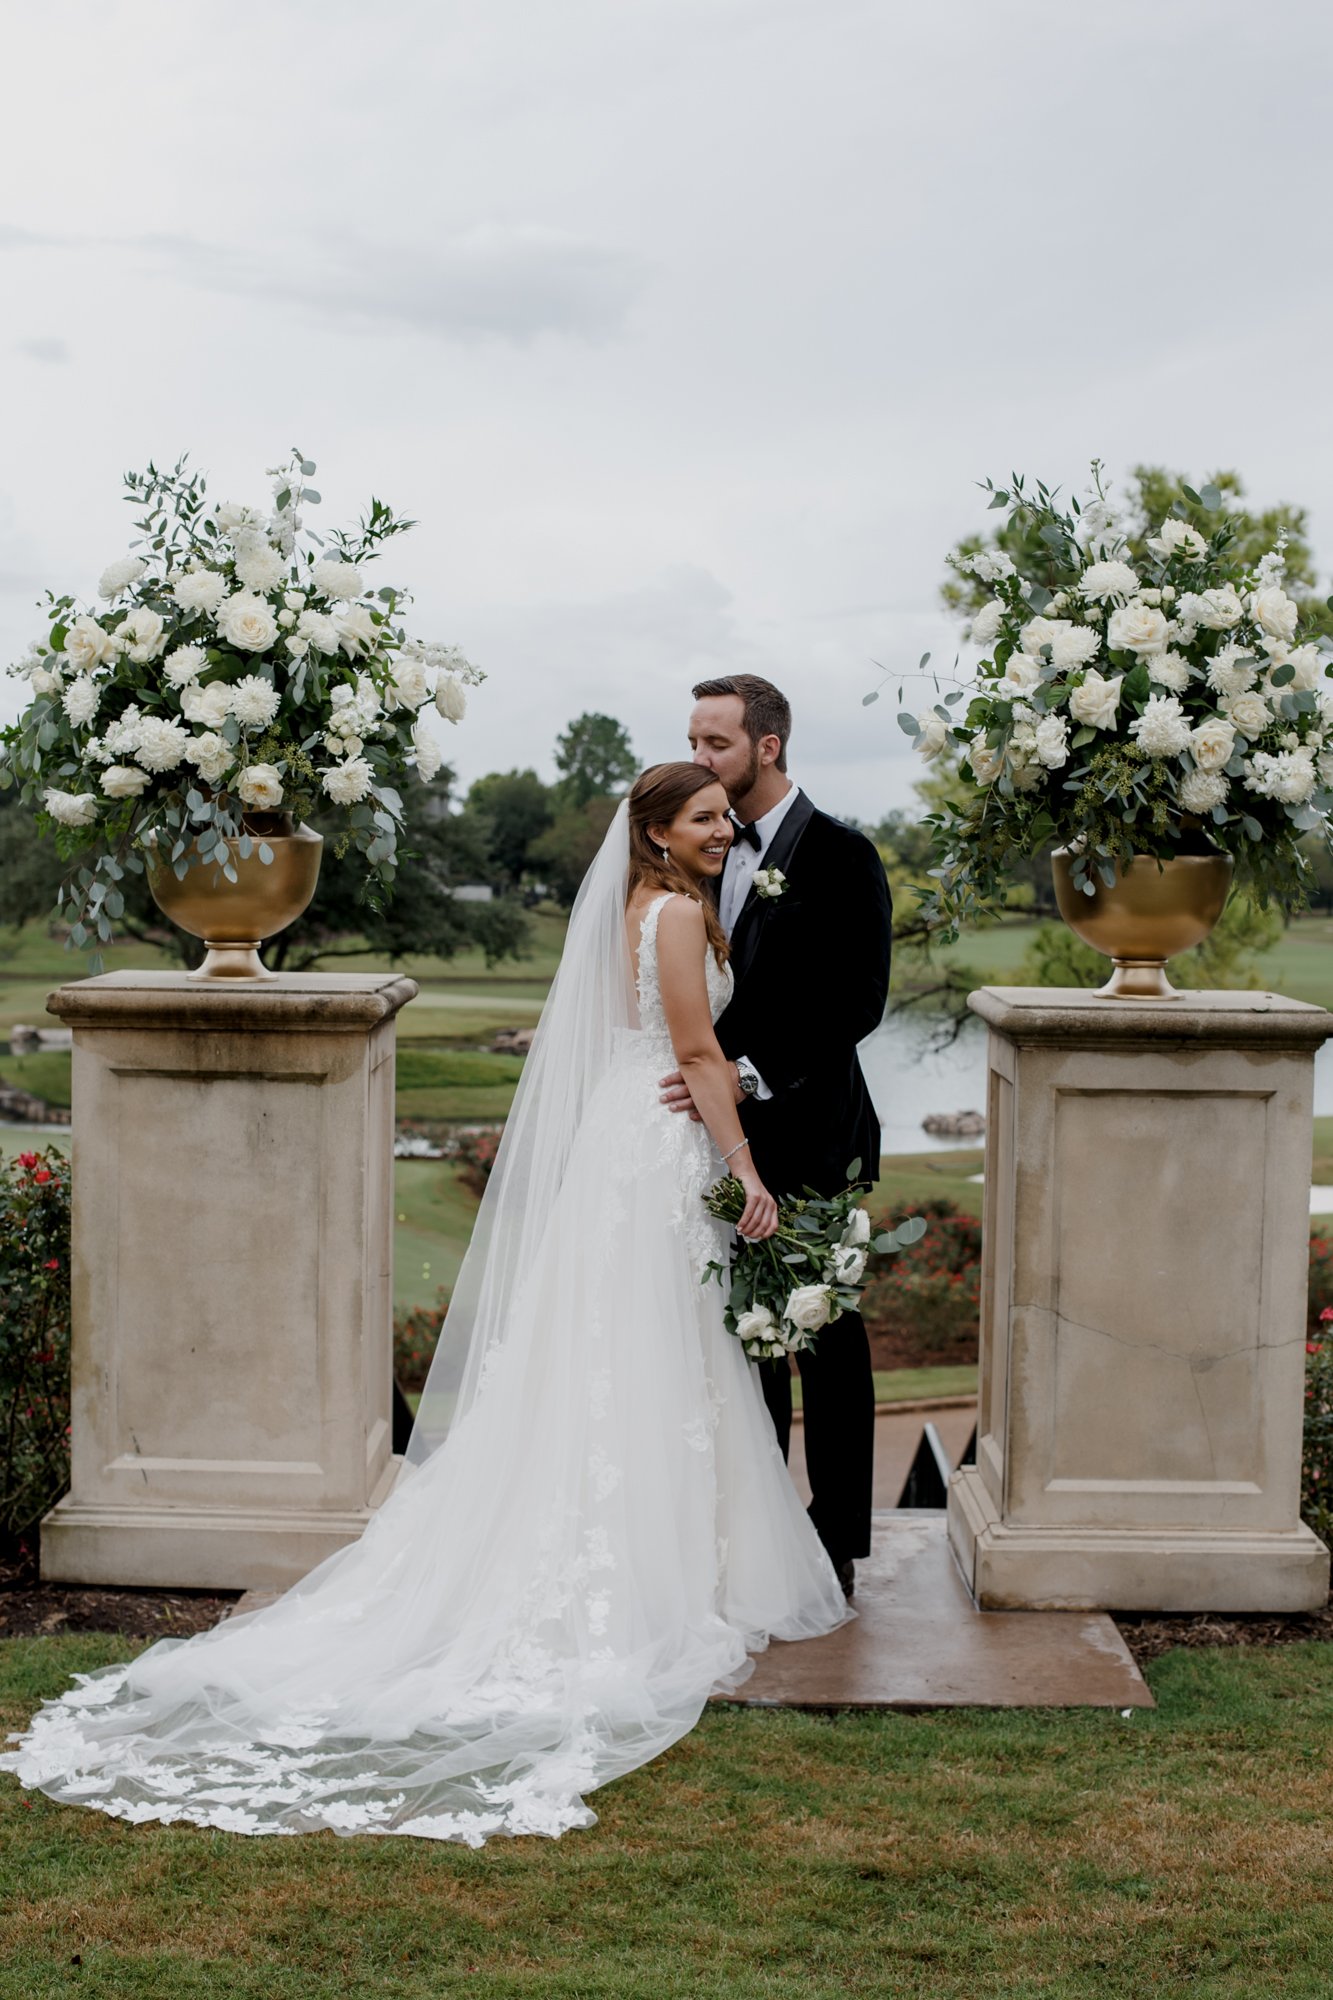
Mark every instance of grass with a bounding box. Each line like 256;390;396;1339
2;1636;1331;1997
392;1160;485;1314
869;1149;985;1220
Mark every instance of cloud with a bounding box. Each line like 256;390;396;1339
14;336;69;364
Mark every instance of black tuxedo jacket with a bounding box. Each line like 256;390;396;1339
714;792;892;1199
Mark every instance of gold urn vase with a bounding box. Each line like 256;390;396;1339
1050;849;1234;1000
146;814;324;980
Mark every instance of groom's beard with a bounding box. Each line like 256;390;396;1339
726;745;762;812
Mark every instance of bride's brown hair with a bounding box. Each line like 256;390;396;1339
627;762;731;970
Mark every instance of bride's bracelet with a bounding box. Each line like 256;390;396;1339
720;1137;751;1165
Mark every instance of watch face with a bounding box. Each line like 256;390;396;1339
740;1070;758;1097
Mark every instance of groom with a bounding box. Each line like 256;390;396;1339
661;673;893;1596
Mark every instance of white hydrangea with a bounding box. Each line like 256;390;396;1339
1206;645;1258;697
98;555;147;599
1079;559;1139;603
1146;519;1207;562
1129;694;1192;758
62;676;100;726
1147;652;1191;692
101;706;144;757
180;680;232;728
101;763;150;799
322;756;375;805
310;558;364;601
1068;670;1123;730
330;676;381;738
237;763;284;809
1244;748;1316;805
171;568;228;615
970;599;1004;648
1034;714;1069;769
233;538;288;592
335;603;377;657
963;548;1015;583
134;717;190;772
215;501;269;538
185;732;235;786
1176;585;1243;631
228;674;281;728
43;787;99;826
1179;769;1228;812
162;643;208;688
435;674;468;725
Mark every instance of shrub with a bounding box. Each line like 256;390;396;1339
861;1195;982;1356
394;1287;449;1391
1304;1316;1333;1548
454;1127;501;1199
0;1147;72;1540
1308;1233;1333;1331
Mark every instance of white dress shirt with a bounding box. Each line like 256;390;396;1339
721;782;802;1104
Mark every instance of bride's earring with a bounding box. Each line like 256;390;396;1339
658;844;670;858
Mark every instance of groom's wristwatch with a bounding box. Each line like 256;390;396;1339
735;1057;762;1101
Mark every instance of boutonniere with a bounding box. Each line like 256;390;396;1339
752;868;788;900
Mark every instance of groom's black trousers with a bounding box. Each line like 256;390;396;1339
758;1311;875;1566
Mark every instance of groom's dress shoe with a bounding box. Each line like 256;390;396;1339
836;1560;855;1600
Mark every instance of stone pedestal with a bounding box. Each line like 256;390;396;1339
40;971;416;1591
947;987;1332;1613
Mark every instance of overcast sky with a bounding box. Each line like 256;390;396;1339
3;0;1331;821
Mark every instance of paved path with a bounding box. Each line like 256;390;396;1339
788;1399;979;1510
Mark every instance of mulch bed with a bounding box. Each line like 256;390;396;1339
0;1545;239;1641
1113;1605;1333;1668
867;1327;979;1371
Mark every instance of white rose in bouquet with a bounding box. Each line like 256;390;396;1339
118;606;168;663
44;788;99;826
335;604;378;658
237;763;284;809
163;643;208;688
967;738;1004;786
1069;670;1123;730
1108;601;1169;656
1275;643;1324;692
228;675;281;729
1177;585;1243;630
411;714;444;782
735;1305;778;1348
1146;519;1207;561
233;539;288;592
63;614;117;673
784;1284;835;1334
1129;694;1192;758
390;654;431;709
1034;714;1069;769
101;763;150;799
62;677;100;727
1079;559;1139;603
171;569;227;615
134;717;190;772
217;592;279;653
1251;585;1300;642
914;711;949;759
1222;691;1270;739
323;756;375;805
1179;769;1228;812
1189;717;1236;772
844;1206;872;1247
970;599;1004;647
180;681;232;728
435;674;468;724
296;609;340;657
185;732;235;786
1147;652;1190;692
994;654;1042;699
30;666;63;697
1019;616;1061;657
830;1244;868;1287
97;555;147;599
311;559;364;601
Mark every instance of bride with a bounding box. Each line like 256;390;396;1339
1;762;851;1844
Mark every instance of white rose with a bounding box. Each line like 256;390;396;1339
62;614;117;673
1206;645;1258;697
783;1284;835;1334
335;603;377;657
171;568;228;615
1129;694;1192;758
966;739;1004;786
180;680;232;728
1009;760;1042;791
830;1244;868;1287
1179;770;1228;813
913;711;949;759
1047;623;1101;671
62;676;100;726
29;666;62;697
735;1306;777;1347
1108;600;1169;657
435;674;468;724
237;763;284;809
1146;519;1208;561
101;763;150;799
1020;616;1061;657
970;599;1004;648
185;731;234;786
1147;651;1190;692
284;590;307;612
232;539;288;592
994;653;1043;697
134;716;190;772
285;636;309;659
163;643;208;688
1221;691;1270;739
1189;717;1236;773
1177;585;1243;631
1068;670;1123;730
411;714;444;782
322;756;375;805
1277;643;1324;693
117;606;168;663
1251;585;1299;642
228;674;281;729
1034;714;1069;770
390;655;431;709
844;1207;871;1247
216;592;279;653
278;609;297;629
98;555;147;599
1079;559;1139;603
43;787;99;827
296;609;340;656
311;559;365;601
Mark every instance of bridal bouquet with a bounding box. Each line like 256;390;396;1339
702;1170;926;1360
912;465;1333;930
0;449;484;950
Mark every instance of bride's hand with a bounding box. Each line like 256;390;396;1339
735;1170;779;1242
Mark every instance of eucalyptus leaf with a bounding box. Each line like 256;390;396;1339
897;712;920;737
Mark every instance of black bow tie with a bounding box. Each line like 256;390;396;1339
732;818;762;852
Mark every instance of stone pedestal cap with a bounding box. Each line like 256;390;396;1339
47;970;418;1035
968;985;1333;1053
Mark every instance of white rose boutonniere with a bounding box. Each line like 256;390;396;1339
752;867;788;899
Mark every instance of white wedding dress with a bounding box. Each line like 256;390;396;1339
1;879;850;1844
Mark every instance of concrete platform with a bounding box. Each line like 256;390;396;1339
728;1511;1153;1710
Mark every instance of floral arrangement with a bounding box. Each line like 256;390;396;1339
0;1147;71;1539
702;1169;926;1361
911;466;1333;928
0;449;484;951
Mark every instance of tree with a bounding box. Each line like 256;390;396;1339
529;796;621;906
553;712;636;808
460;768;554;886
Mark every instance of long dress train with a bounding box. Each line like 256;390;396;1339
0;892;850;1842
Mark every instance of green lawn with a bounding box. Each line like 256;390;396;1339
2;1635;1330;1998
392;1159;485;1313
